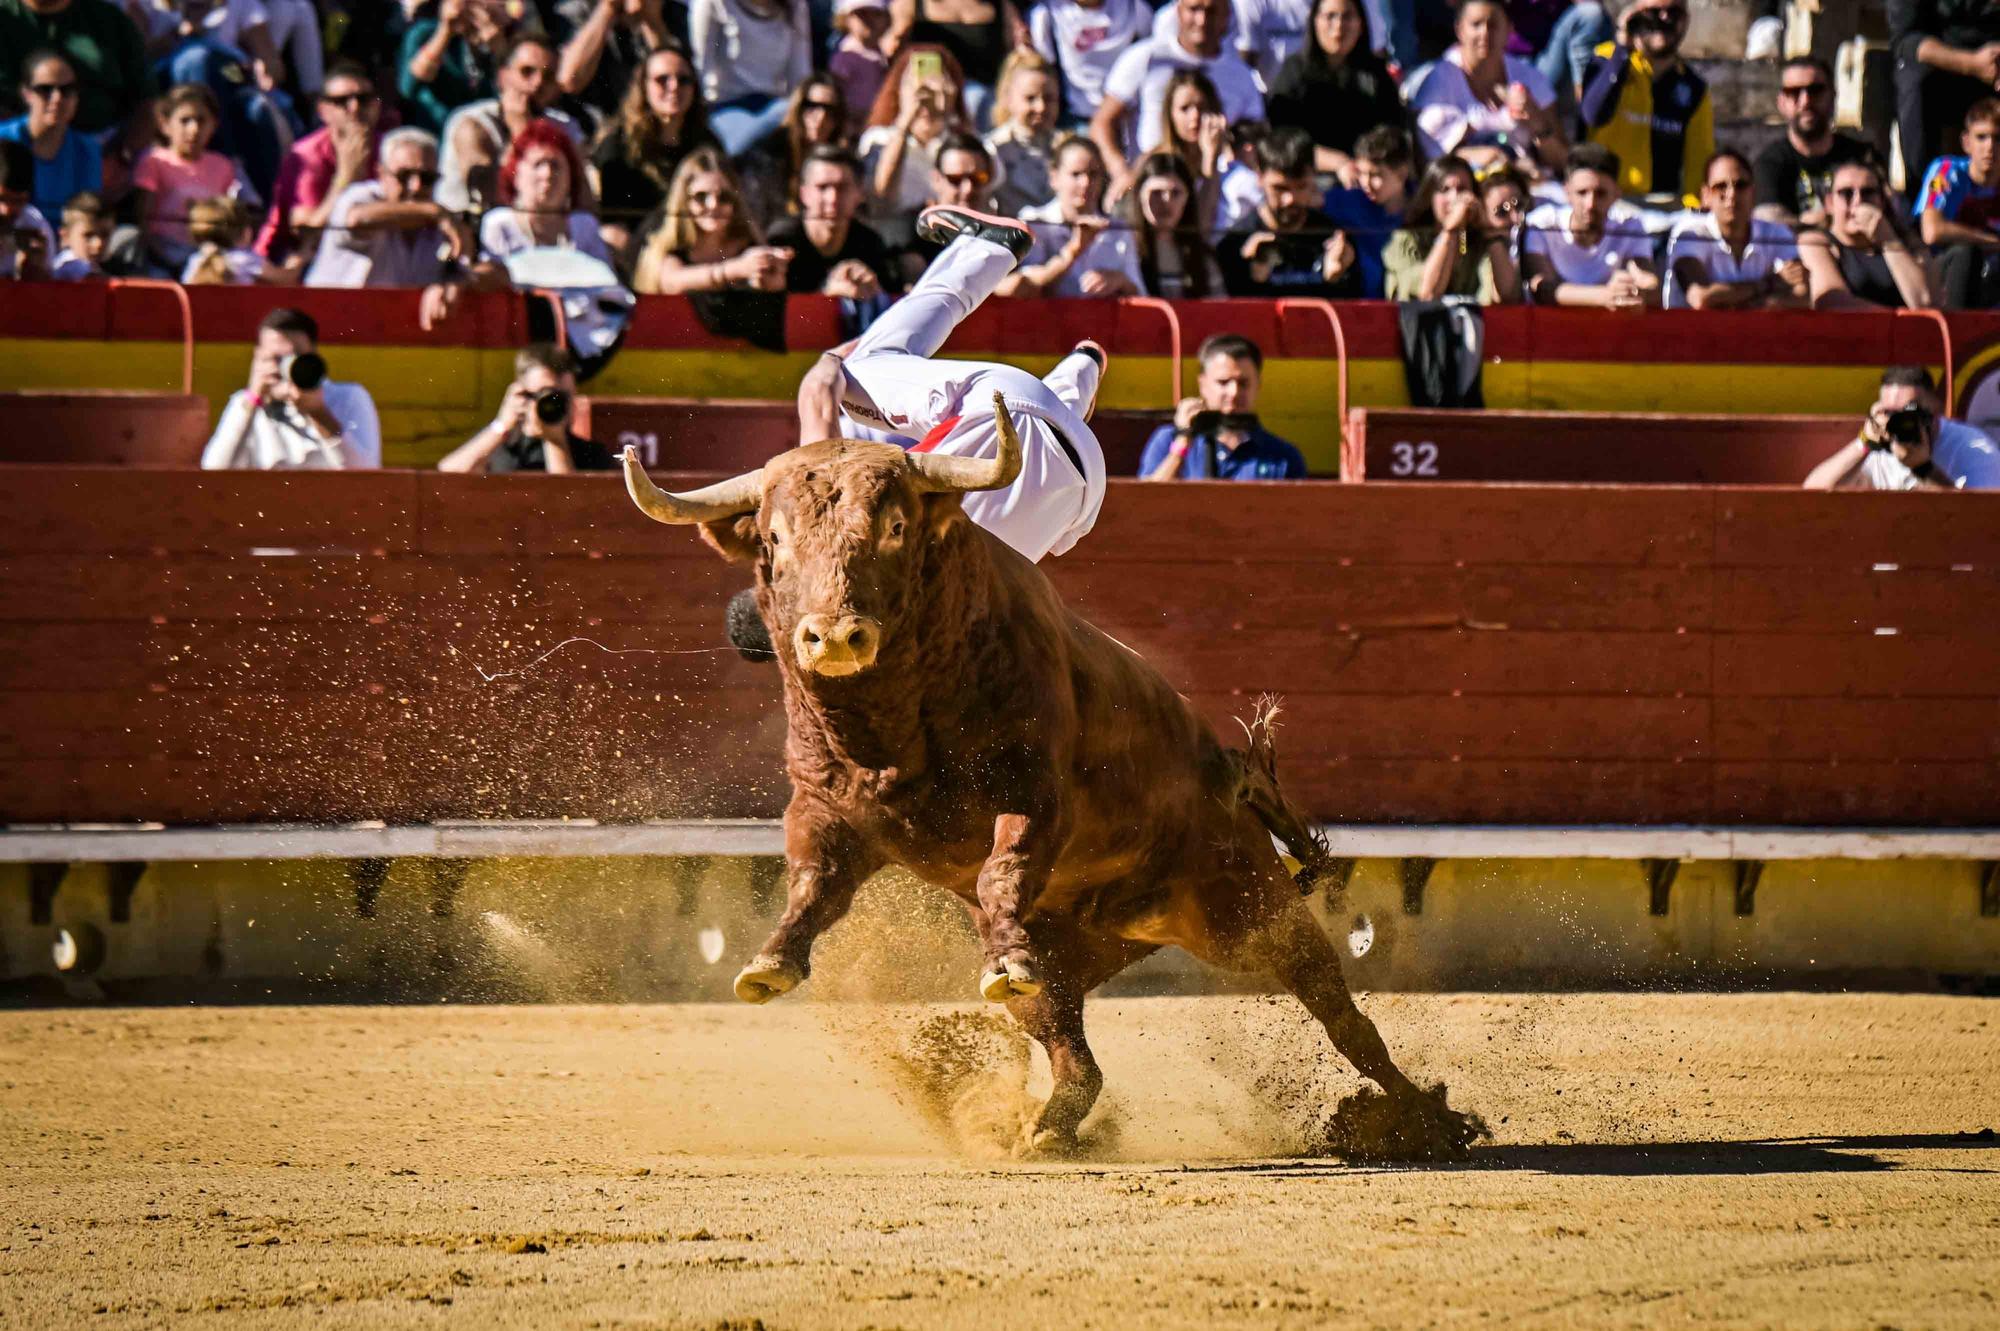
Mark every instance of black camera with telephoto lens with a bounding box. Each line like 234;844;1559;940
532;388;570;426
279;352;327;392
1874;404;1934;449
1190;410;1260;436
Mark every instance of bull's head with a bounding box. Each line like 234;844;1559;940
624;392;1022;679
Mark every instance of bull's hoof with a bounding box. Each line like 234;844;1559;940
1014;1124;1080;1159
978;955;1043;1003
733;955;803;1004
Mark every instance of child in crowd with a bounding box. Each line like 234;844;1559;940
52;192;111;280
1916;98;2000;308
184;195;298;285
829;0;892;139
1322;125;1413;298
132;83;250;273
985;50;1059;218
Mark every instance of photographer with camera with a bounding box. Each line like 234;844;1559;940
200;308;381;470
437;344;614;474
1138;334;1307;480
1804;365;2000;491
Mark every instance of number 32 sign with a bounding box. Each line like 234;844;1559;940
1388;440;1440;477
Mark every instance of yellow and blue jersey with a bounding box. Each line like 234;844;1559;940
1579;42;1714;207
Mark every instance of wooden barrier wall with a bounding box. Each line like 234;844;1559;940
2;467;1996;826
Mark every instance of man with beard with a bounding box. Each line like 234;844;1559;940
1753;55;1879;230
1216;125;1356;297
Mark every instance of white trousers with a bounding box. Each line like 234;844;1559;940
838;236;1107;561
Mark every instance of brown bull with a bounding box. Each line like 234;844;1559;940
624;394;1477;1156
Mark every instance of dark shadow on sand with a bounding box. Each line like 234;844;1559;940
1170;1131;2000;1179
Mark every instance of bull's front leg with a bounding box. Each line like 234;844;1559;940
973;809;1063;1002
735;801;878;1004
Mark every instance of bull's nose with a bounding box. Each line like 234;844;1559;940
792;614;882;676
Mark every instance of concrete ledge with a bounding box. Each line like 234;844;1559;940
5;821;2000;863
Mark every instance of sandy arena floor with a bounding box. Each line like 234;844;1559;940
2;993;1996;1330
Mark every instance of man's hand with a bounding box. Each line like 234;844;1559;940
495;381;531;435
1077;268;1136;296
1172;396;1205;433
1322;230;1354;282
823;259;880;300
796;351;845;446
332;121;373;176
1974;41;2000;85
420;282;461;331
1773;258;1808;298
441;213;476;262
248;358;282;400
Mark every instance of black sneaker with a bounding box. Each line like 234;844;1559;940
727;587;775;662
916;205;1035;264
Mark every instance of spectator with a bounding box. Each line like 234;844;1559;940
829;0;891;138
1805;365;2000;490
1405;0;1566;177
1154;68;1227;226
1797;159;1935;310
142;2;298;203
1091;0;1264;190
0;0;153;139
130;0;288;90
438;34;583;215
0;136;51;276
1479;159;1530;259
50;187;106;277
1752;56;1877;231
985;48;1057;218
0;50;99;218
438;343;614;473
1029;0;1153;128
1664;149;1805;308
1322;122;1412;297
766;143;897;296
632;145;793;293
1217;123;1357;297
889;0;1021;127
1889;0;2000;200
480;117;611;267
184;194;296;283
1578;0;1712;206
552;0;676;116
1139;334;1307;479
741;71;849;227
689;0;812;156
1383;152;1521;301
1013;131;1143;295
1522;142;1658;307
1265;0;1404;184
399;0;523;135
200;307;382;470
1916;97;2000;308
131;82;248;272
858;43;971;218
1119;149;1220;296
253;59;382;264
304;127;481;330
1536;0;1615;104
590;43;717;256
1210;117;1266;235
883;128;993;284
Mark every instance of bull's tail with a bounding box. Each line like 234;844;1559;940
1229;695;1353;900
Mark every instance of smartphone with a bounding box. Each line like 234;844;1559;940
911;51;944;86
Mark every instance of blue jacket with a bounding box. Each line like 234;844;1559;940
1137;424;1309;479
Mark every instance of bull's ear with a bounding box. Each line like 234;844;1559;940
923;492;967;542
698;514;762;564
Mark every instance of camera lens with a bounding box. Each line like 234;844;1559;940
282;352;327;391
533;388;570;425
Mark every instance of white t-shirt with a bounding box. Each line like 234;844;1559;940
1662;214;1799;308
200;381;383;471
1019;197;1146;295
1215;158;1262;237
1152;0;1313;76
1030;0;1155;121
1522;204;1656;285
858;125;942;216
1102;37;1265;158
1405;48;1557;162
303;180;449;288
479;207;613;264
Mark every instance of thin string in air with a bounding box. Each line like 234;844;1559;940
471;634;738;682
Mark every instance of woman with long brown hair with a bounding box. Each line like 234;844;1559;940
1151;68;1225;225
1117;151;1219;298
590;43;717;255
857;43;971;217
633;147;794;294
1382;153;1521;303
741;71;852;225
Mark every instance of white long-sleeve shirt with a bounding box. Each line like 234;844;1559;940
689;0;812;106
200;382;383;470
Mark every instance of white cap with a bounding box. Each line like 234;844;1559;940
835;0;887;14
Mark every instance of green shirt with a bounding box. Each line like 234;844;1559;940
1383;226;1502;304
396;19;493;134
0;0;154;134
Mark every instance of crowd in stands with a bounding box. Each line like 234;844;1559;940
4;0;2000;314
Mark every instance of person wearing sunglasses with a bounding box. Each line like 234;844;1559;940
1664;149;1805;308
1751;54;1879;230
633;145;793;293
1796;158;1935;309
253;59;381;264
305;126;489;330
1578;0;1713;207
0;50;98;218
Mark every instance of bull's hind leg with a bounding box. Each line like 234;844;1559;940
735;802;879;1003
1253;903;1481;1156
1005;926;1156;1155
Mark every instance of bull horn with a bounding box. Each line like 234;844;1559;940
623;446;763;525
906;391;1024;494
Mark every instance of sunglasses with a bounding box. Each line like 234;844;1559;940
941;170;991;187
1832;186;1881;201
1780;81;1830;99
802;99;842;113
394;168;440;189
321;90;378;109
1488;197;1523;216
26;81;77;99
